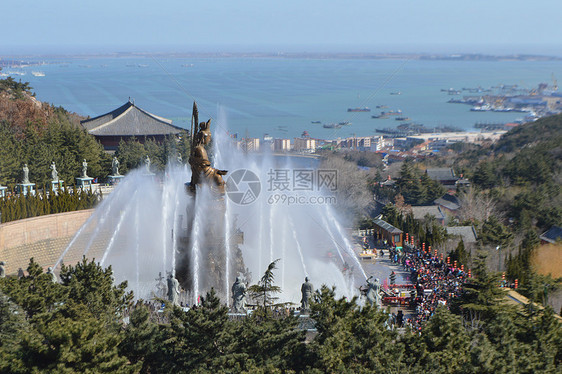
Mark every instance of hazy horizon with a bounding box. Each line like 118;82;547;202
2;43;562;59
2;0;561;58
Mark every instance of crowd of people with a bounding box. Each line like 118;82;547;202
383;242;467;331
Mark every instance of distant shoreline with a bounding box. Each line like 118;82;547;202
1;52;561;62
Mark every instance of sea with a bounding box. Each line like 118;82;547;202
7;56;562;139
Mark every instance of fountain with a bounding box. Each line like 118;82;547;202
57;103;361;305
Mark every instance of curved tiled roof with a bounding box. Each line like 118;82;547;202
80;101;184;136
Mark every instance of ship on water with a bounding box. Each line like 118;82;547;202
347;107;370;112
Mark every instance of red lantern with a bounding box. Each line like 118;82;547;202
514;279;518;289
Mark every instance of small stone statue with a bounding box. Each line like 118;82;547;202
144;155;151;173
231;277;247;313
17;268;24;278
22;164;30;184
167;273;180;306
300;277;314;312
365;276;382;307
46;266;57;283
0;261;5;278
112;157;120;176
50;161;58;181
155;271;166;298
82;159;88;178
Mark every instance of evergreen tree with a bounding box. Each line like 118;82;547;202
404;306;470;374
309;286;406;373
248;259;282;310
450;251;506;329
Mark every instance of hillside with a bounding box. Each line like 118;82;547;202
494;113;562;154
0;77;109;187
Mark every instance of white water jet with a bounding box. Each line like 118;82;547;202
171;184;182;277
325;205;367;280
269;204;275;264
100;189;139;267
280;220;287;291
135;198;140;295
288;218;308;278
320;214;345;264
224;198;231;302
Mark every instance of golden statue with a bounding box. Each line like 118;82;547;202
188;102;227;195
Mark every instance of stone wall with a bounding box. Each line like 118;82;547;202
0;209;94;274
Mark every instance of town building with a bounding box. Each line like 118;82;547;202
539;226;562;245
434;193;462;215
370;136;385;152
241;137;260;152
274;138;291;152
372;218;403;248
425;168;460;189
80;100;184;151
294;137;316;152
410;205;446;225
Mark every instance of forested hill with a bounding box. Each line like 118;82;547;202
493;113;562;154
0;77;110;187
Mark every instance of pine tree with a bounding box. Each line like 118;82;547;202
404;306;470;373
248;259;282;310
450;251;506;329
310;285;406;372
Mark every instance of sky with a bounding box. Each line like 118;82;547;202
2;0;562;56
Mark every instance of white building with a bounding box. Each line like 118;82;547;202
293;137;316;152
274;138;291;152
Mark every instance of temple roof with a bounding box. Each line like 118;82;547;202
446;226;478;243
425;168;458;182
540;226;562;244
81;101;184;137
373;218;403;234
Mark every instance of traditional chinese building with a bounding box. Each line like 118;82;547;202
372;219;403;248
80;100;184;151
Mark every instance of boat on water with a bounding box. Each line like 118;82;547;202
311;120;321;124
323;123;342;129
395;117;410;121
372;114;389;119
470;105;492;112
381;109;402;116
376;105;388;109
32;71;45;77
390;91;402;95
347;107;370;112
338;121;352;126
